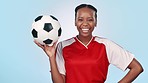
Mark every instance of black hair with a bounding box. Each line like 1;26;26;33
75;4;97;20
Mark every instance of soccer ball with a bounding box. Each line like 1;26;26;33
31;15;62;46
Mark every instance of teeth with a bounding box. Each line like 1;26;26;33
82;29;89;30
82;28;89;32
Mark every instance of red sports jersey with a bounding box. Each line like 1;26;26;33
56;36;134;83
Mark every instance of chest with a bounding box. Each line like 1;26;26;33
62;42;108;66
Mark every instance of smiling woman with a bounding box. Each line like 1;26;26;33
34;4;143;83
75;6;97;44
1;0;147;83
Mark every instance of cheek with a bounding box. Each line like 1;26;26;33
75;21;81;27
89;23;95;28
92;21;97;27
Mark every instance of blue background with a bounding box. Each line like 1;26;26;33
0;0;147;83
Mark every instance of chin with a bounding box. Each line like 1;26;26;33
80;33;91;37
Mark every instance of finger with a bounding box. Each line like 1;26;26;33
38;44;45;49
44;44;48;48
53;41;58;48
43;44;50;52
34;40;44;49
44;44;51;49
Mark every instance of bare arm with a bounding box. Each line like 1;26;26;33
49;56;65;83
34;41;65;83
118;58;143;83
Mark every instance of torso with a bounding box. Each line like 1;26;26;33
62;36;109;83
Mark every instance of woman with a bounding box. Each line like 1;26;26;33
35;4;143;83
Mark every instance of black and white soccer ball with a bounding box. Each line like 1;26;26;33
31;15;62;46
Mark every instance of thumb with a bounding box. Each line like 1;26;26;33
53;41;58;48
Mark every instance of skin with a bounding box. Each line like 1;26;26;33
118;58;143;83
34;41;65;83
34;7;143;83
75;7;97;45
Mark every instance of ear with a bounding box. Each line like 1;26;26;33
75;20;77;26
95;19;97;27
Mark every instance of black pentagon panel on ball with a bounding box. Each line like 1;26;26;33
43;39;53;44
44;23;53;32
58;27;62;36
50;15;58;21
31;29;38;38
35;15;43;22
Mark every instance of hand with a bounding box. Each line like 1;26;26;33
34;40;57;58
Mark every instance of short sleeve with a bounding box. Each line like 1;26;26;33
101;39;134;71
56;42;66;75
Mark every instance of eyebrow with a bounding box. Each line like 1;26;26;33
77;17;93;18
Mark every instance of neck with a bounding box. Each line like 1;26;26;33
77;35;93;45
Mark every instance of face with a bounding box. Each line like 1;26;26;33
75;7;97;37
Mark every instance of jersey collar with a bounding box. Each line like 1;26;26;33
75;36;94;49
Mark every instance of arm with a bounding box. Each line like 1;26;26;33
34;41;65;83
118;58;143;83
49;56;65;83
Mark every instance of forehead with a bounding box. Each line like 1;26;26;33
77;7;95;17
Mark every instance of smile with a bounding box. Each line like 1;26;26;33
81;28;89;33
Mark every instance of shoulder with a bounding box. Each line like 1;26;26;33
58;37;76;48
94;36;111;44
94;36;119;49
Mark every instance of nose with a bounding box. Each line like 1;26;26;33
82;20;88;26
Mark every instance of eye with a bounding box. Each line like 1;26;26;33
78;18;83;22
88;18;94;22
